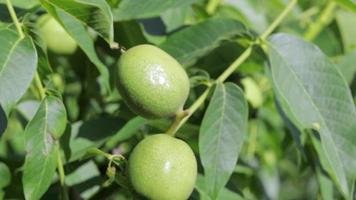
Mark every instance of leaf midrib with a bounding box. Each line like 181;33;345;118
210;84;226;197
0;35;22;80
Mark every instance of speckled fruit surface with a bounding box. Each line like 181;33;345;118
116;44;190;119
129;134;197;200
37;14;77;55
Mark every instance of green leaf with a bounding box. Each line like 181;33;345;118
199;83;248;199
65;117;124;162
105;116;146;149
195;175;244;200
41;0;115;47
23;96;67;200
0;162;11;189
334;50;356;84
335;10;356;52
66;161;102;199
113;0;195;21
268;33;356;198
0;29;37;116
40;2;111;92
160;18;249;66
161;6;191;32
333;0;356;13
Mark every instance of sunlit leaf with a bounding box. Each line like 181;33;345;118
268;33;356;198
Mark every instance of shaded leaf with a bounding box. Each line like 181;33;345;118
199;83;248;198
65;117;124;162
41;0;115;46
113;0;194;21
105;116;146;149
268;33;356;198
23;96;67;200
0;162;11;189
66;161;102;199
160;18;249;66
40;2;111;91
0;29;37;116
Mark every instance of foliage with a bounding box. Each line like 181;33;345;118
0;0;356;199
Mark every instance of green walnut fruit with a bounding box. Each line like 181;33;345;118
116;45;190;119
37;14;77;55
129;134;197;200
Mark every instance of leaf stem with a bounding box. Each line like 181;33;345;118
56;146;69;200
303;1;336;41
34;73;46;99
5;0;24;39
165;0;298;136
166;110;190;136
260;0;298;40
216;46;253;83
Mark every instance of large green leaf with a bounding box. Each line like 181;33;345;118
199;83;248;199
0;29;37;135
267;33;356;198
41;0;115;46
0;29;37;116
113;0;195;21
160;18;249;66
23;96;67;200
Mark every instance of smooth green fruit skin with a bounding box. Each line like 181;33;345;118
37;14;77;55
116;44;190;119
129;134;197;200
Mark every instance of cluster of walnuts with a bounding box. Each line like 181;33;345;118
38;14;197;200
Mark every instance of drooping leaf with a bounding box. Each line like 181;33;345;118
105;116;146;149
113;0;195;21
199;83;248;198
23;96;67;200
66;161;102;199
41;0;115;47
160;18;250;66
267;33;356;198
0;29;37;116
64;116;124;162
